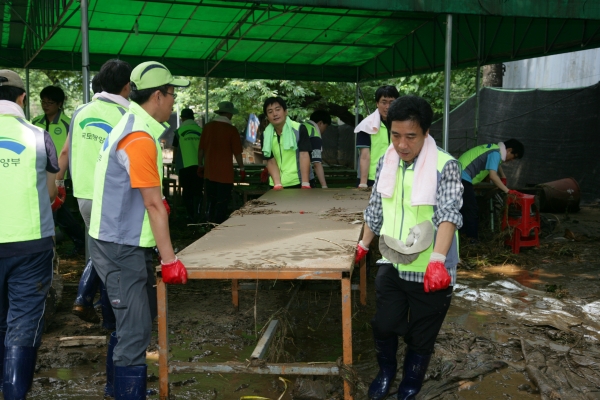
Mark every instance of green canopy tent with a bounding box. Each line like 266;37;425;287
2;0;600;147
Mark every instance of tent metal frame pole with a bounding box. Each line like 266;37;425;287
354;69;359;171
474;15;482;145
25;68;30;119
81;0;90;103
442;14;452;151
205;77;209;125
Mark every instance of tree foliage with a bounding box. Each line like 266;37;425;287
2;65;478;128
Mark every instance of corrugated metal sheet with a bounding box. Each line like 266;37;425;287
504;48;600;89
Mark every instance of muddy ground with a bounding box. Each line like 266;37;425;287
20;203;600;399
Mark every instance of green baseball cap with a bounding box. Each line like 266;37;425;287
130;61;190;90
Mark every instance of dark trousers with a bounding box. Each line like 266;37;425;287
371;264;452;355
54;205;85;251
89;239;157;366
178;166;203;219
459;180;479;239
0;250;53;347
205;179;233;224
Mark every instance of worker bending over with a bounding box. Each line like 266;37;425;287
458;139;525;241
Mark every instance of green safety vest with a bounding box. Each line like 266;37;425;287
380;148;460;273
303;121;321;139
69;97;128;199
32;110;71;156
369;123;389;181
268;120;304;187
89;102;166;248
458;143;501;185
0;115;55;243
175;119;201;169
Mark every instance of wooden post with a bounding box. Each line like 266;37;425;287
341;277;353;400
232;279;239;309
157;278;169;400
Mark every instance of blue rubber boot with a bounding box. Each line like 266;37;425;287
100;282;116;331
396;349;431;400
0;331;5;392
114;364;147;400
104;332;118;398
72;258;101;323
368;335;398;400
2;346;37;400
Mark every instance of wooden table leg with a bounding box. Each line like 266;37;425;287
341;276;354;400
157;278;169;400
359;258;367;306
232;279;239;310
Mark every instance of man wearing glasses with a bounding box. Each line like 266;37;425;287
355;85;400;188
88;61;188;398
32;86;86;255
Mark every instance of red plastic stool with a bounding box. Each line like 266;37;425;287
501;194;540;254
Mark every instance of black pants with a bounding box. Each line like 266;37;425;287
371;264;452;355
53;206;85;251
205;179;233;224
459;180;478;239
178;166;203;219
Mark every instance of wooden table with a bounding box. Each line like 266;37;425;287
157;188;370;399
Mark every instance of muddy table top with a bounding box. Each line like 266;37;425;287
177;188;370;275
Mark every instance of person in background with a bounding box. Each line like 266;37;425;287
457;139;525;242
261;96;312;189
88;61;188;398
0;69;59;399
172;108;202;221
304;110;331;188
198;101;244;224
355;85;399;188
356;95;463;400
56;59;132;396
32;85;86;254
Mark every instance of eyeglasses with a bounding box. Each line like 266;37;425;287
41;100;57;106
163;91;177;100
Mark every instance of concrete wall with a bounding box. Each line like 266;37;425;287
504;48;600;89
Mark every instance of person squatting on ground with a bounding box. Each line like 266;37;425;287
172;108;203;221
87;61;189;399
304;110;331;188
457;139;525;241
198;101;245;224
32;85;86;254
0;70;60;399
355;96;463;400
56;59;132;330
355;85;399;188
262;96;313;190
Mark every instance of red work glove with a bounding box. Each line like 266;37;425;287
240;169;247;182
162;196;171;215
423;252;451;293
273;184;284;191
508;189;524;197
301;182;311;189
196;166;204;178
355;240;369;264
51;181;67;212
500;178;507;186
161;256;188;285
260;167;269;183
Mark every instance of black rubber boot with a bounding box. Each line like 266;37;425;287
2;346;37;400
368;334;398;399
104;332;118;398
396;349;431;400
72;258;101;323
